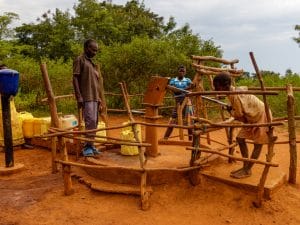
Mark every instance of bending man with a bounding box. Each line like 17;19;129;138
213;73;273;179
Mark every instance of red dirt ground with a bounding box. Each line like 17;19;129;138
0;115;300;225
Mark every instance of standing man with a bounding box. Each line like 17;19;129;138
213;73;273;179
163;65;194;140
73;39;102;157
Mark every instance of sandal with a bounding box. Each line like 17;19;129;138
230;169;251;179
91;146;101;155
82;147;94;157
230;167;244;174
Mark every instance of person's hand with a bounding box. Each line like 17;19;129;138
77;99;83;109
219;117;235;125
77;102;83;109
98;100;103;112
222;105;232;112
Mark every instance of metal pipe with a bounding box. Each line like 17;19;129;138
1;95;14;167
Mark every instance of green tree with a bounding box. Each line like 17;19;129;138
99;35;221;93
72;0;175;44
0;12;19;40
294;24;300;45
15;9;75;60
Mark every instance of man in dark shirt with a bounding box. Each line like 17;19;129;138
73;39;102;157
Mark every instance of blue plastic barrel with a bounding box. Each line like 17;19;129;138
0;69;19;96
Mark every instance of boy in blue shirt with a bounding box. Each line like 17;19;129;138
164;65;194;140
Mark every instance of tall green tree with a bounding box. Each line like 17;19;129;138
72;0;175;44
15;9;75;60
0;12;19;40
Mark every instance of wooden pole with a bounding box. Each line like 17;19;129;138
178;100;185;140
40;63;73;195
96;64;108;124
120;82;145;168
227;127;235;163
51;137;58;173
40;63;61;173
248;87;300;91
140;171;150;210
192;61;211;144
227;63;236;162
192;63;243;74
287;84;297;184
188;124;201;185
40;63;60;128
54;133;151;147
49;126;146;143
44;120;282;140
249;52;276;207
191;55;239;65
187;90;278;96
186;146;278;167
1;95;14;167
56;159;201;172
62;164;73;195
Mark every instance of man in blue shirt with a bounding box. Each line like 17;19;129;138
164;65;194;140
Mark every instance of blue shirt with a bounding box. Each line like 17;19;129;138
169;77;192;103
169;77;192;90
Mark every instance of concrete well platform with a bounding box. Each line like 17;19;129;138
200;157;287;199
81;146;196;185
0;163;25;175
75;141;286;199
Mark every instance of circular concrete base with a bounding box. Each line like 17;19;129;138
81;147;211;185
0;163;25;175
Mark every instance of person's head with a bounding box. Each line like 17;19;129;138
0;64;7;70
177;65;186;79
84;39;98;58
213;73;231;91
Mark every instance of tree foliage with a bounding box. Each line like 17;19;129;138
0;12;19;40
72;0;175;44
15;9;75;60
294;24;300;46
13;0;196;60
0;0;224;114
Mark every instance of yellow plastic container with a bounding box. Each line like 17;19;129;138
96;121;106;142
120;122;142;156
33;117;51;137
17;111;34;123
0;97;24;146
22;118;35;138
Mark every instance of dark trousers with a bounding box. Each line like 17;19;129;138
83;101;98;146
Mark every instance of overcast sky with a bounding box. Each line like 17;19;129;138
1;0;300;74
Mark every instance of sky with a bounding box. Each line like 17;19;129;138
1;0;300;75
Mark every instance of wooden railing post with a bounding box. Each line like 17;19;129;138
287;84;297;184
250;52;276;207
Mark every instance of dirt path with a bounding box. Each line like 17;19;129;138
0;115;300;225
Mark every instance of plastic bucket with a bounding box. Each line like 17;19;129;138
0;69;19;96
120;122;141;156
22;118;35;138
33;117;51;137
96;121;106;142
18;111;34;124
